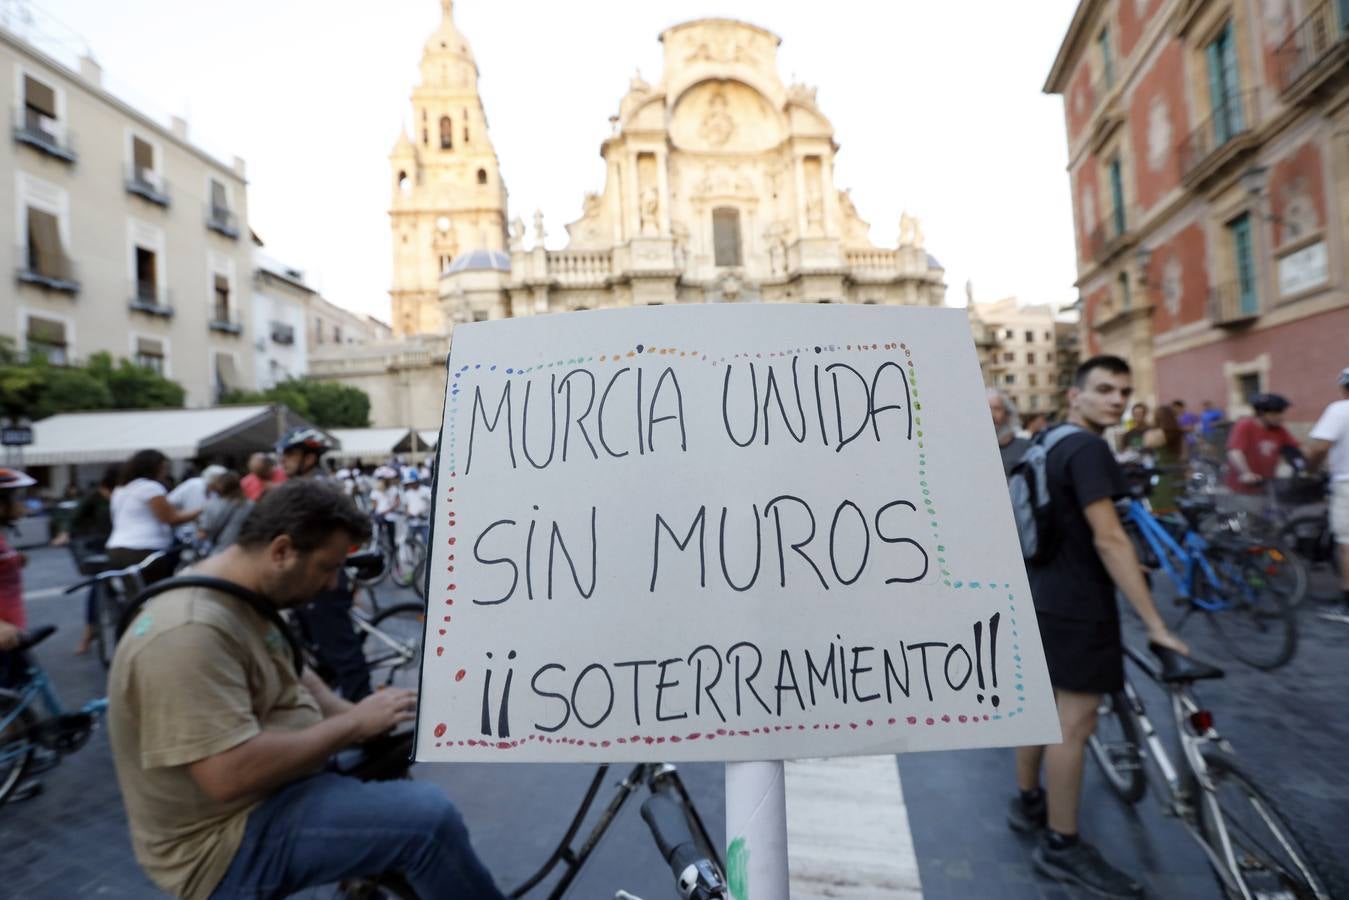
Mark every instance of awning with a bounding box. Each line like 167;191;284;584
417;430;440;450
327;427;417;462
23;404;325;466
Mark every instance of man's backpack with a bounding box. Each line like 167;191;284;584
1007;424;1086;563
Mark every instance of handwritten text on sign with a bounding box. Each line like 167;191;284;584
415;305;1057;761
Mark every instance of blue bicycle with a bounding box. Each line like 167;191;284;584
1122;485;1298;670
0;624;108;804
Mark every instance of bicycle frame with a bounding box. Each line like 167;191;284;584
1117;655;1276;900
1125;500;1231;613
0;657;108;769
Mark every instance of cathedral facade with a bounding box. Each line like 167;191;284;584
312;5;948;429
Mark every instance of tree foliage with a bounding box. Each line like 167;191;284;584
221;378;370;429
0;339;185;420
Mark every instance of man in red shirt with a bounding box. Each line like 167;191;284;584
240;452;286;502
1225;393;1298;494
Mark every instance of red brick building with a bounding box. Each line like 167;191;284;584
1045;0;1349;429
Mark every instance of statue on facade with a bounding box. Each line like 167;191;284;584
639;186;660;236
765;222;788;275
806;186;824;234
509;217;526;252
533;209;546;246
671;221;690;269
899;212;925;248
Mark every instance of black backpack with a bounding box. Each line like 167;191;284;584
1007;424;1087;563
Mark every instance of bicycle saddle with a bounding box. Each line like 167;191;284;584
16;624;57;653
1150;643;1223;683
76;553;113;576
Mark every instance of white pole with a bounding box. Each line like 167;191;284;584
724;760;788;900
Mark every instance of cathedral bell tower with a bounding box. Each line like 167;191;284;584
389;0;509;337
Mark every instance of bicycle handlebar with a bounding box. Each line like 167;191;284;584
14;624;58;653
639;791;727;899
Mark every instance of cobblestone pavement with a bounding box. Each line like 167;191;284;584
5;545;1347;898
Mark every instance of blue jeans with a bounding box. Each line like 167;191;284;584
209;773;503;900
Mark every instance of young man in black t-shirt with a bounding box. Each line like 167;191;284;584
1009;355;1188;899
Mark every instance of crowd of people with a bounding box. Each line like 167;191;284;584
2;360;1347;899
991;362;1349;898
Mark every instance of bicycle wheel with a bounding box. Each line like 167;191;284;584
410;547;427;601
364;603;426;691
1206;547;1298;670
0;689;37;805
390;536;421;589
1087;691;1146;803
1193;749;1343;900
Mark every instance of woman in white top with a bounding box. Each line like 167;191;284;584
106;449;201;582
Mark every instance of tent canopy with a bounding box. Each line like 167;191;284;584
23;405;324;466
417;430;440;449
327;427;416;462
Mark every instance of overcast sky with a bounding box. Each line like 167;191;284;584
18;0;1081;320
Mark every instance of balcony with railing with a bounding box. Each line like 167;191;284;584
1088;205;1134;264
15;244;80;294
206;204;240;239
1209;281;1260;327
1274;1;1349;102
545;249;614;287
125;165;170;207
12;107;77;163
270;321;296;345
210;304;243;334
128;281;174;317
1179;91;1259;188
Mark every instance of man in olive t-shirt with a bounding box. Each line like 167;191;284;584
107;481;503;900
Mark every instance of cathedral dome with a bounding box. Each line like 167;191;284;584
446;249;510;274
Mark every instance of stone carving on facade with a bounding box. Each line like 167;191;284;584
509;217;526;252
899;212;924;248
533;209;546;246
639;186;661;235
698;90;736;147
788;82;818;106
714;270;744;301
1146;96;1172;173
1277;175;1317;242
1162;256;1183;317
683;27;758;67
806;187;824;233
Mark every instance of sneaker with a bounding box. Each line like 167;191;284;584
1316;606;1349;624
27;747;60;776
1033;837;1143;899
1007;793;1047;833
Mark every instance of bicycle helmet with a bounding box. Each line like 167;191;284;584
373;465;398;481
275;426;335;457
1338;367;1349;388
400;469;421;486
0;468;36;491
1249;393;1290;413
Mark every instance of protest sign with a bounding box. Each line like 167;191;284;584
415;304;1059;762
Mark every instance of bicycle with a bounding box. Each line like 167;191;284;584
1088;642;1344;899
63;548;175;668
1122;487;1299;670
389;515;428;601
507;763;726;900
0;625;109;805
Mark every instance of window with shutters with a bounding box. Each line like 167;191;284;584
127;136;167;205
25;315;68;365
207;178;238;237
1027;352;1036;365
712;207;742;267
213;274;232;323
17;73;73;161
25;207;71;283
135;337;165;374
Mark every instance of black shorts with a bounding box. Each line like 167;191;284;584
1035;611;1124;695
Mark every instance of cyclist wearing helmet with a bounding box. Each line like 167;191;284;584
275;427;372;700
1306;368;1349;622
1225;392;1298;495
